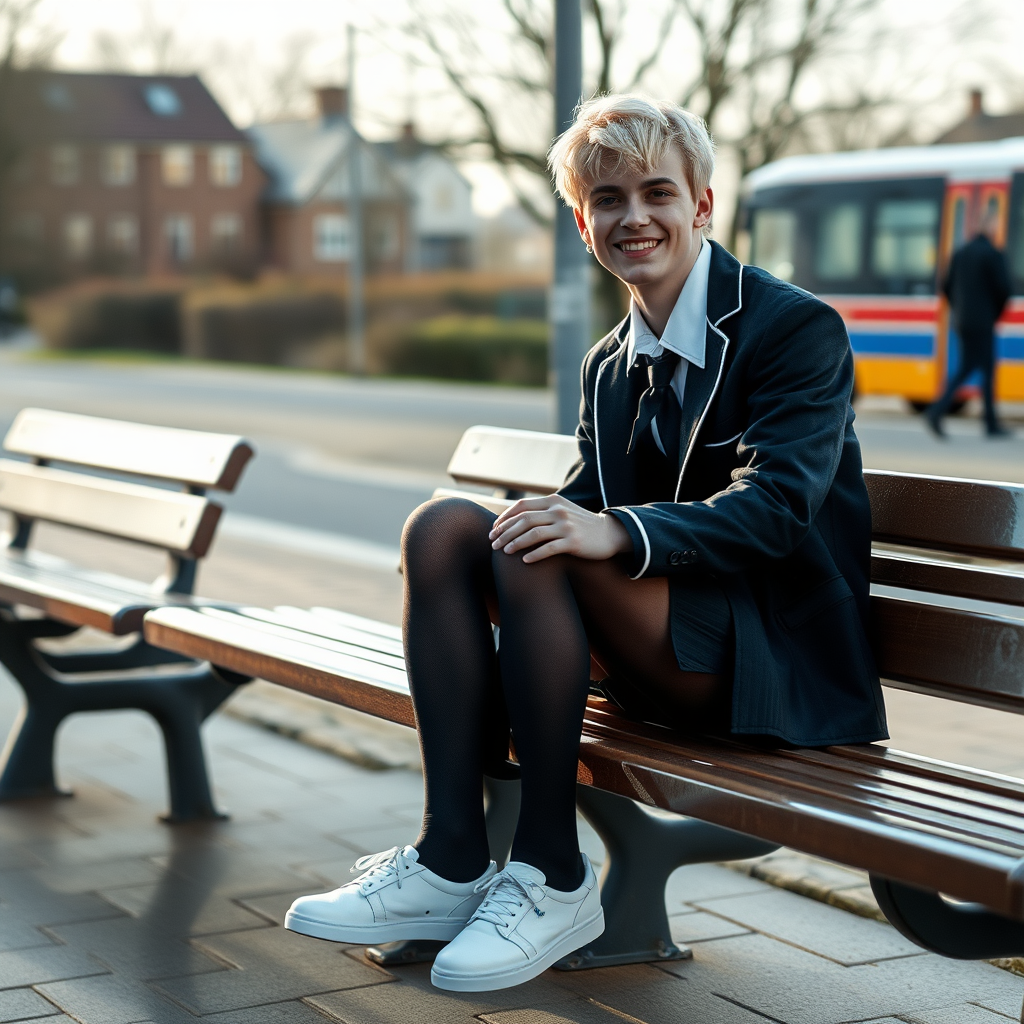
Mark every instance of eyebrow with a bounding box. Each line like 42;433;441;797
588;176;678;197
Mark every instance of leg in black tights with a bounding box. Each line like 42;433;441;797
402;496;729;893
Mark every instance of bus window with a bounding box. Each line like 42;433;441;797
751;208;796;281
816;204;862;280
872;199;939;290
952;196;967;249
1007;173;1024;294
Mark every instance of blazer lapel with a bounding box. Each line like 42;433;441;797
593;322;637;507
674;241;744;500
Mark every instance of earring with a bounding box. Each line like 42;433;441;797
585;244;593;253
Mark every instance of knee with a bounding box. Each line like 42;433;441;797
402;496;494;574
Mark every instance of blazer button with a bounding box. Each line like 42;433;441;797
669;551;682;566
683;549;698;563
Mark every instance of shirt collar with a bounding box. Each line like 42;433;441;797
627;237;710;371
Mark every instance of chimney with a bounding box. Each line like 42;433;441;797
316;86;348;120
969;88;984;117
402;121;416;141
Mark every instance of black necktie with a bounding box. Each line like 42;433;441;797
628;351;681;459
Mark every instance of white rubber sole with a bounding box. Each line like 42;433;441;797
430;908;606;992
284;909;467;944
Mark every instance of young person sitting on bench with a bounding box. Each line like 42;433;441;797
284;94;886;992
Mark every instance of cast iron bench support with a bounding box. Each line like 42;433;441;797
0;611;244;822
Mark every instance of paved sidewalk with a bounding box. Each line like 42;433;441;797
0;669;1020;1024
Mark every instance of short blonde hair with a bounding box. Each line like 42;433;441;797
548;94;715;210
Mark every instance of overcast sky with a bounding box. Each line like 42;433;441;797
38;0;1024;217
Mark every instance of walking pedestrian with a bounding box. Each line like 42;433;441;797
927;207;1012;438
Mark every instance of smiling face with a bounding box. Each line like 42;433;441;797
573;147;713;309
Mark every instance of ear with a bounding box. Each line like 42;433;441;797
694;187;713;230
573;207;592;248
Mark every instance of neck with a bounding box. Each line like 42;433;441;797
627;234;703;337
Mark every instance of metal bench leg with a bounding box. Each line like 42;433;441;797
0;614;245;820
870;875;1024;960
555;784;779;970
366;774;522;967
36;635;194;674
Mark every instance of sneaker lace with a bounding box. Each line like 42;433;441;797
350;847;405;891
471;870;546;926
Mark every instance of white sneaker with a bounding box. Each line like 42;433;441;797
430;854;605;991
285;846;496;944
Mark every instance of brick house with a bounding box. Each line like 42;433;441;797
2;70;265;283
247;88;411;277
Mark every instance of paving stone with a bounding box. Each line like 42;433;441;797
669;910;750;944
207;1001;342;1024
691;886;922;965
153;927;393;1013
545;962;773;1024
665;863;774;909
98;882;267;936
35;974;197;1024
236;889;319;927
328;823;420;858
0;874;122;928
659;932;1024;1024
44;917;226;980
307;962;634;1024
0;987;62;1020
32;857;163;895
148;846;313;900
0;945;107;989
479;1005;630;1024
898;1005;1019;1023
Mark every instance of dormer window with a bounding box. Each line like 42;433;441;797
145;84;181;117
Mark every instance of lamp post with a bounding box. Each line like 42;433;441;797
347;23;366;375
550;0;589;435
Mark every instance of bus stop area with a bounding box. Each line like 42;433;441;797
0;355;1022;1024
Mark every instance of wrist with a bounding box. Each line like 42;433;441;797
601;513;632;555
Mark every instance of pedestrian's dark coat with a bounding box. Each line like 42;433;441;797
944;234;1012;342
559;240;886;747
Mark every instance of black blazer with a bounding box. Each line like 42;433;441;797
943;235;1011;340
559;241;887;747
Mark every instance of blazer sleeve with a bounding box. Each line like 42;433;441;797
557;345;605;512
607;293;854;578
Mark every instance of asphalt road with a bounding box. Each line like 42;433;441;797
1;347;1022;552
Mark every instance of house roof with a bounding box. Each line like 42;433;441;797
934;111;1024;146
247;116;407;205
7;70;246;144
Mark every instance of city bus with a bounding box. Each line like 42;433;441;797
737;138;1024;408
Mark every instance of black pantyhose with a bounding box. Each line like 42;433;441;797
401;495;730;893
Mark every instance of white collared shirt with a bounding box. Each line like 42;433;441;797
625;238;711;456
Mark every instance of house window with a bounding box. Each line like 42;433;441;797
210;146;242;187
64;215;93;259
107;215;138;254
102;146;136;187
211;213;242;251
50;145;79;186
314;213;351;262
162;146;193;187
165;215;193;262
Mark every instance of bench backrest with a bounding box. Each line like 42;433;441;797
1;408;254;593
443;426;1024;717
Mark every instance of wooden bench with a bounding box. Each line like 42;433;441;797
0;408;254;822
144;424;1024;979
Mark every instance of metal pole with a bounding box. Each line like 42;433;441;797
347;23;367;375
551;0;589;435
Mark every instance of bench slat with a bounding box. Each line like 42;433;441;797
0;550;203;633
874;594;1024;714
866;469;1024;560
447;426;578;494
142;604;1024;919
0;460;221;556
4;408;253;491
872;546;1024;606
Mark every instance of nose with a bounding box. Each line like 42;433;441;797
620;194;649;231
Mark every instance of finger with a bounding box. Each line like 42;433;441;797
490;511;556;547
520;538;572;563
501;523;567;554
491;494;563;533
